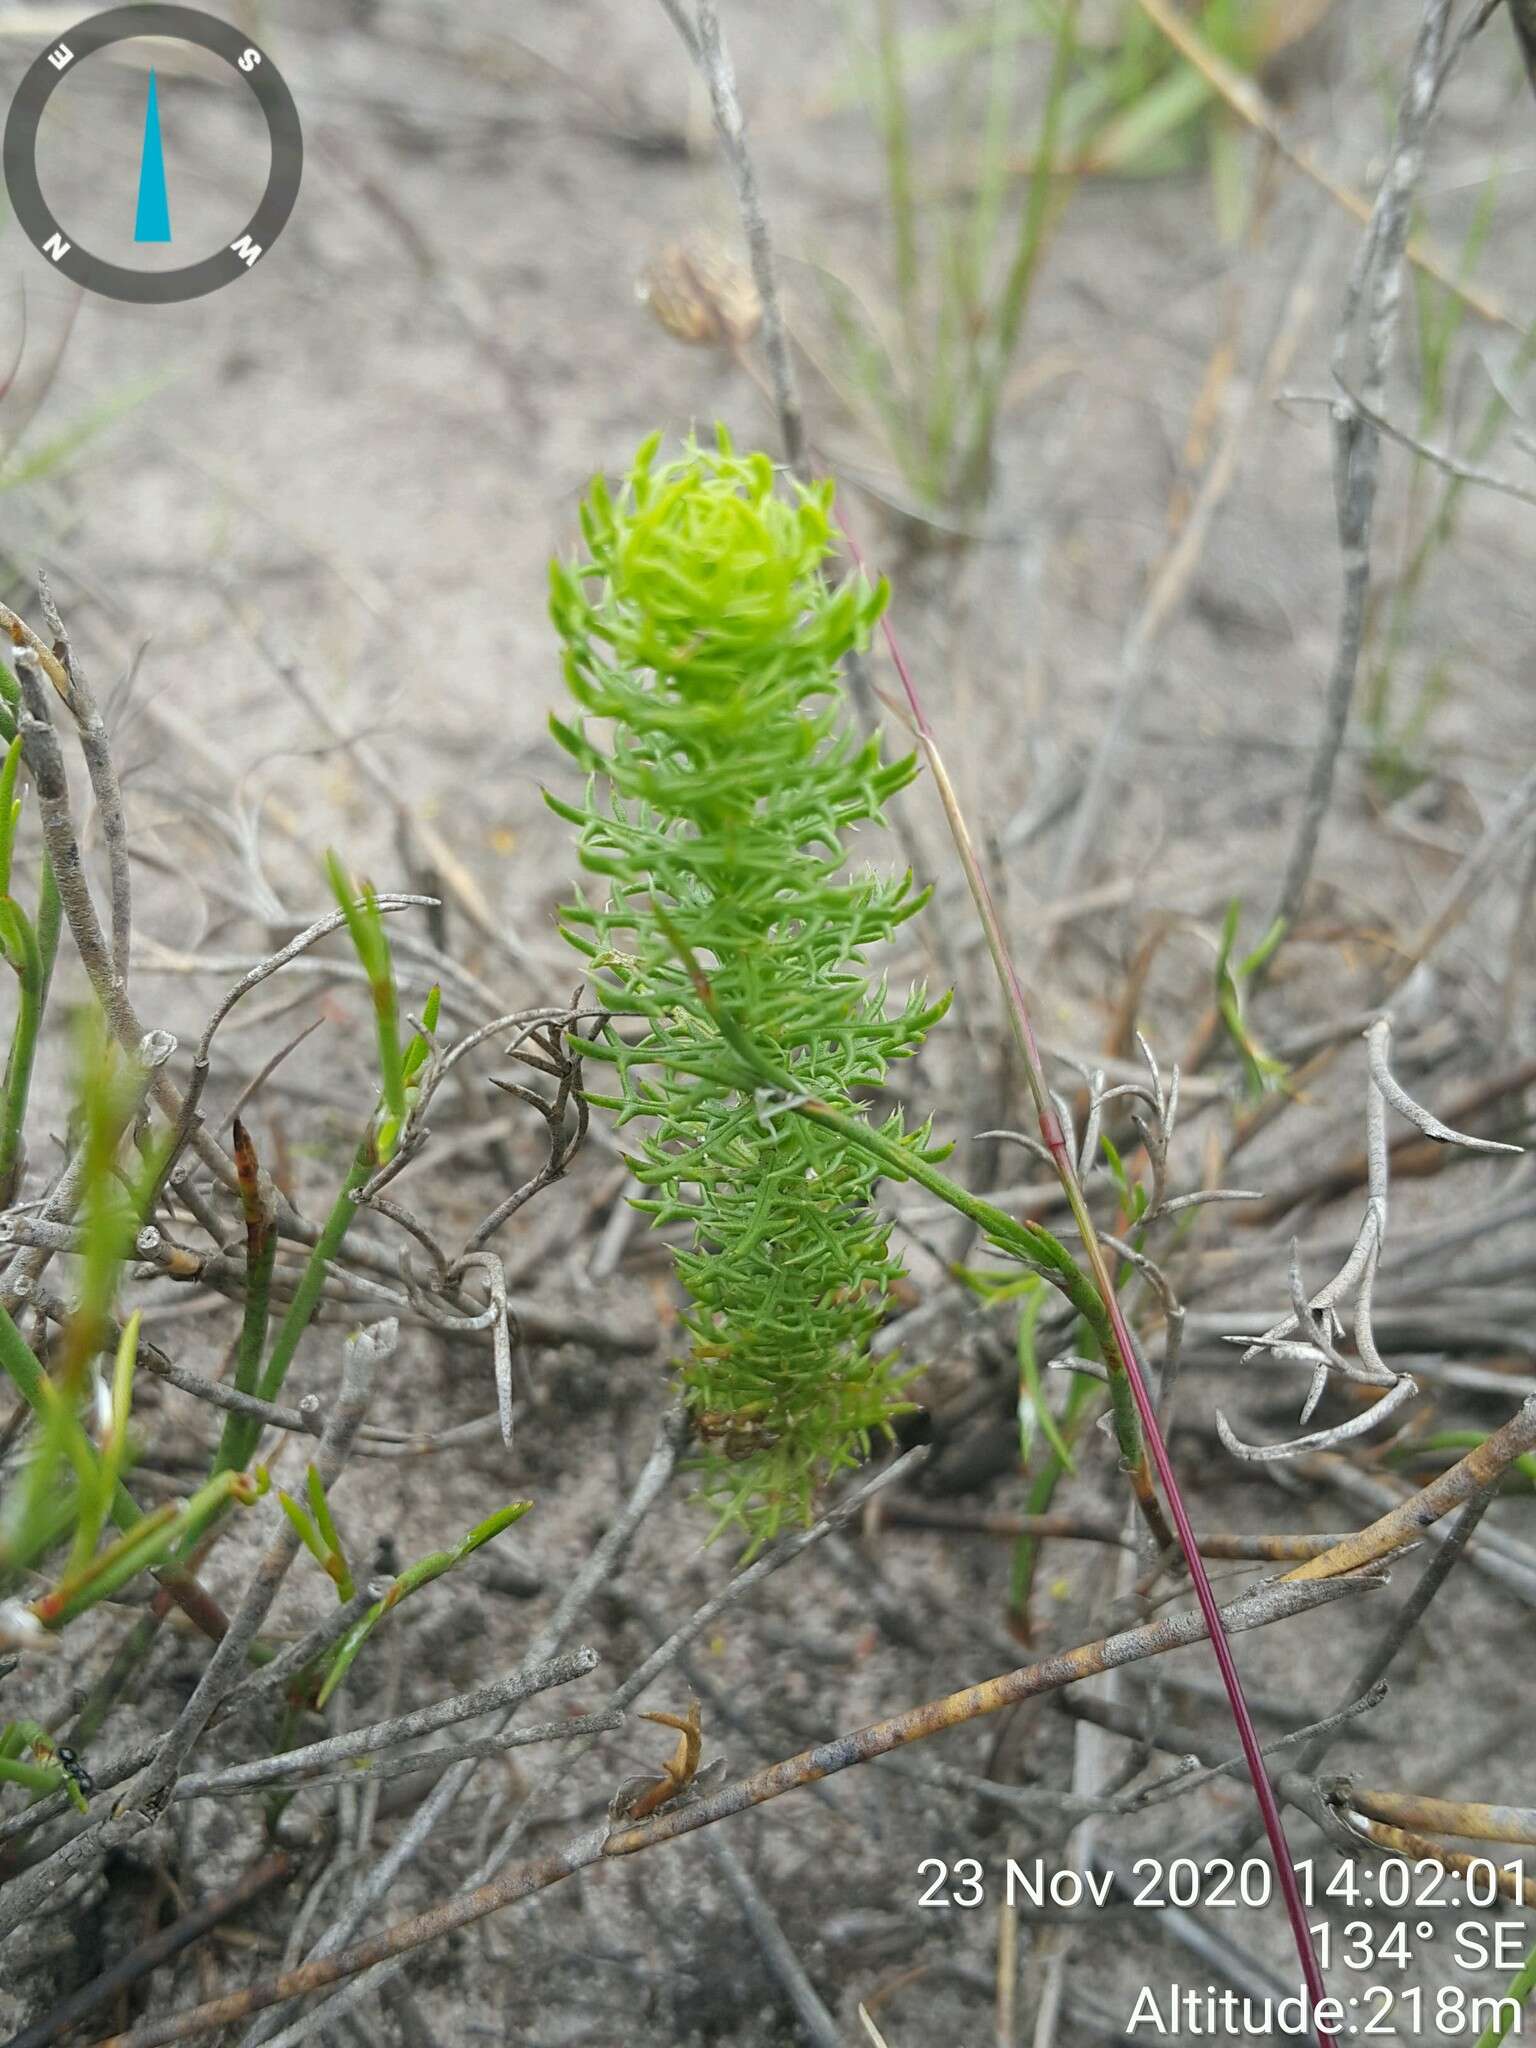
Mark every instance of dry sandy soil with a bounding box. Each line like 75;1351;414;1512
1;2;1535;2044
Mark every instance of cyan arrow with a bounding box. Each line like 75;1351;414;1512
133;70;171;243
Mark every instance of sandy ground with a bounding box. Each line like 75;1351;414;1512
1;2;1535;2043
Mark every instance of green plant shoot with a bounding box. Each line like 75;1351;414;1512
314;1499;531;1708
549;430;950;1545
217;872;438;1474
278;1464;357;1602
1214;900;1286;1099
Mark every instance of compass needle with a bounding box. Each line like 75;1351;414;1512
132;67;171;243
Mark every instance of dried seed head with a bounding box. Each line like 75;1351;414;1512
636;235;763;348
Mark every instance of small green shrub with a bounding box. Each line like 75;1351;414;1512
548;430;949;1545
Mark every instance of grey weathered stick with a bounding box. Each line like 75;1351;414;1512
176;1653;601;1797
239;1409;686;2048
1408;755;1536;971
1315;378;1536;509
131;1319;393;1816
89;1573;1382;2048
707;1833;843;2048
219;587;538;977
1270;0;1452;936
14;651;245;1205
245;1444;929;2048
2;1848;293;2048
209;1711;627;1800
216;1584;389;1724
37;575;133;992
138;1350;324;1437
1;1581;452;1851
1128;1684;1388;1812
173;895;438;1149
0;1032;173;1313
657;0;804;472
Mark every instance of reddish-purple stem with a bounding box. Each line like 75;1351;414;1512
846;529;1335;2043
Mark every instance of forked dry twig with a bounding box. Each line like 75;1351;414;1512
1217;1018;1521;1461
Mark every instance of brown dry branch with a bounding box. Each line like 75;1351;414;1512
238;1447;932;2048
5;1851;293;2048
234;1411;689;2048
1298;1478;1536;1609
86;1572;1379;2048
1280;1399;1536;1582
1339;1817;1536;1908
1345;1787;1536;1848
880;1500;1348;1561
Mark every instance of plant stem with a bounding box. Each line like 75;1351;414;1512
0;1300;229;1630
256;1145;371;1408
212;1119;279;1478
848;533;1336;2042
798;1096;1171;1548
0;823;53;1205
0;938;41;1205
220;1138;372;1472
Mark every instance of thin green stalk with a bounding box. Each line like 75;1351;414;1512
327;854;408;1149
1388;1428;1536;1493
0;1302;106;1505
0;912;42;1203
1002;1275;1076;1473
30;1468;259;1628
314;1499;531;1708
259;1150;371;1408
796;1094;1150;1473
217;883;428;1473
0;1755;67;1797
968;0;1024;287
0;1301;225;1606
0;737;53;1204
1366;190;1519;771
277;1463;357;1602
